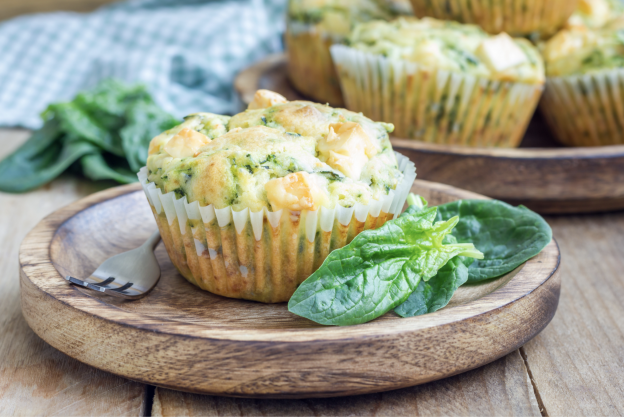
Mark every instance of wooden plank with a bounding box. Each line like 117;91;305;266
0;129;146;416
521;213;624;417
152;350;541;416
0;0;117;21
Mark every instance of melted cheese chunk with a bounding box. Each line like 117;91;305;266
163;128;210;158
410;39;446;68
264;172;328;211
542;28;598;63
476;33;528;73
248;90;288;110
567;0;612;29
317;122;378;179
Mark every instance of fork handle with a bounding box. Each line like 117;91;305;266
142;230;161;251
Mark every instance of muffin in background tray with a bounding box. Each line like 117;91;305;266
138;90;416;303
331;17;545;147
408;0;579;38
566;0;624;30
286;0;412;106
540;22;624;146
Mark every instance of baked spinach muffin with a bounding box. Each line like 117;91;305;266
540;23;624;146
331;17;545;147
139;90;416;302
286;0;412;106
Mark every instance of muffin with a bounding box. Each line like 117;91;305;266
138;90;416;303
331;17;545;147
408;0;579;38
539;24;624;146
566;0;624;30
286;0;412;106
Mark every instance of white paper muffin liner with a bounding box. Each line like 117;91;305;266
330;45;544;147
138;152;416;303
540;69;624;146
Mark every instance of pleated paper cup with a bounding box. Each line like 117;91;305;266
409;0;578;38
138;152;416;303
286;23;345;107
331;45;544;148
540;70;624;146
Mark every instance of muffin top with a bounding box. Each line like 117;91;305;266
346;17;545;84
566;0;624;30
146;90;402;212
287;0;412;39
542;23;624;76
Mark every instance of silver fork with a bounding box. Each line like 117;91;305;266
65;230;162;300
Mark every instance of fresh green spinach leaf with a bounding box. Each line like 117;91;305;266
434;199;552;283
80;153;137;184
394;256;468;317
0;126;96;193
0;79;179;193
120;100;179;172
288;207;483;326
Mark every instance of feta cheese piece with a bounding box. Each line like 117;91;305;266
579;0;611;26
163;128;210;158
476;33;527;73
248;89;288;110
317;122;378;179
265;172;328;211
410;39;446;68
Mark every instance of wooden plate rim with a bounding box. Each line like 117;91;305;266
20;182;560;343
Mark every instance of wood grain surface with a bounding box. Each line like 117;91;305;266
152;350;540;417
234;54;624;214
19;180;559;398
0;130;146;416
520;213;624;416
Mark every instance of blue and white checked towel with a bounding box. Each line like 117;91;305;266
0;0;286;129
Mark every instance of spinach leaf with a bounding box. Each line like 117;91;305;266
48;101;125;157
80;153;137;184
288;207;483;326
120;100;179;172
0;125;96;193
0;79;179;193
435;199;552;283
394;257;468;317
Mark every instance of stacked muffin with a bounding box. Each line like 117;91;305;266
285;0;624;147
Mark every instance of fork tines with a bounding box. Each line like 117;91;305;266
64;276;134;293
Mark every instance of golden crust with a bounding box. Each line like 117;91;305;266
146;92;400;211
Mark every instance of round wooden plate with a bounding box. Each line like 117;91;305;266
235;53;624;214
20;181;560;399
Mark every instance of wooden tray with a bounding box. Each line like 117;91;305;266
20;181;560;399
235;53;624;214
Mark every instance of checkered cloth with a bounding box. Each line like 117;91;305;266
0;0;286;129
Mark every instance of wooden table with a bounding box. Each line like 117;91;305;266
1;129;623;416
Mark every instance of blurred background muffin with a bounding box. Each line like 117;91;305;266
286;0;412;106
408;0;579;39
566;0;624;30
539;21;624;146
331;17;544;147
